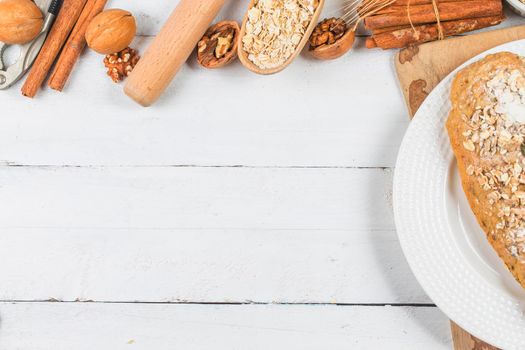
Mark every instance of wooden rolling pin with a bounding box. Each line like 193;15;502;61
124;0;226;107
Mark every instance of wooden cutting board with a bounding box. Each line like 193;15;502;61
394;25;525;350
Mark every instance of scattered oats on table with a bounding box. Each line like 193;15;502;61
242;0;318;70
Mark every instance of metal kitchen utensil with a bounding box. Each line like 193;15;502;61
0;0;62;90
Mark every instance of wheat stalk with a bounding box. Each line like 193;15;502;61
335;0;396;30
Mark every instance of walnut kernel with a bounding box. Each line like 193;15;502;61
103;47;140;83
309;18;347;50
197;21;240;69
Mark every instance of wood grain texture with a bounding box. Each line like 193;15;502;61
0;167;394;231
0;166;432;303
4;1;525;348
393;25;524;350
450;323;499;350
0;227;426;303
0;303;451;350
0;41;407;168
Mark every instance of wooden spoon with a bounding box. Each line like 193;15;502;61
310;28;356;60
237;0;325;75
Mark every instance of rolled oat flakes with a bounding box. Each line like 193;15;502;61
242;0;318;70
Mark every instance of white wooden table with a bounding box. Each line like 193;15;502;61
1;1;521;349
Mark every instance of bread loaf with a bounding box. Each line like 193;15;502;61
447;52;525;289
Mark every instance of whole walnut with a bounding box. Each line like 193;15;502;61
0;0;43;45
85;9;136;55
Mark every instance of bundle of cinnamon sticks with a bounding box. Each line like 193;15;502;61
22;0;108;97
365;0;505;49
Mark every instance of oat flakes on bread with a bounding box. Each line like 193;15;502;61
447;52;525;289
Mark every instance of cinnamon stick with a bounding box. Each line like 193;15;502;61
21;0;88;98
48;0;107;91
391;0;479;5
364;0;502;30
369;24;408;34
372;1;500;16
367;15;505;49
366;37;378;49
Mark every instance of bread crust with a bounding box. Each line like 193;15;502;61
447;52;525;289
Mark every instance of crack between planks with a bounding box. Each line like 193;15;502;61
0;226;396;231
0;163;391;170
0;299;435;307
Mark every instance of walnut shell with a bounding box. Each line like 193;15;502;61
197;21;240;69
85;9;136;55
309;18;355;60
310;29;355;60
0;0;43;45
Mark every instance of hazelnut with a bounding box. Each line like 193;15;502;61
0;0;43;45
85;9;136;55
197;21;240;69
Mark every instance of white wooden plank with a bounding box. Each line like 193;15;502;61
0;166;428;303
0;41;408;168
0;166;394;230
0;303;452;350
0;228;428;303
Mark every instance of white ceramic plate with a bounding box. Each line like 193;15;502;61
394;40;525;349
506;0;525;17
